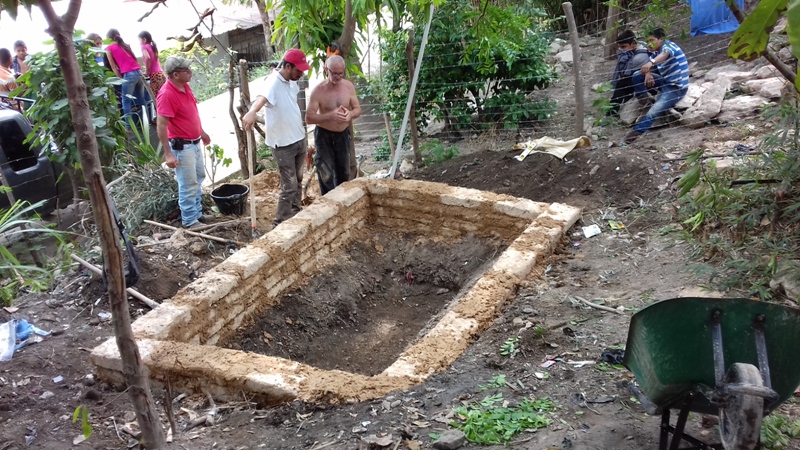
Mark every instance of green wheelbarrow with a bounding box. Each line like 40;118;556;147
623;297;800;450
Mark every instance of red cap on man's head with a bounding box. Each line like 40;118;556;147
283;49;310;72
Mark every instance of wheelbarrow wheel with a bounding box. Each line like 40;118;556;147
719;363;764;450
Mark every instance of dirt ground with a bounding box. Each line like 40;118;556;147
223;230;505;376
1;28;799;450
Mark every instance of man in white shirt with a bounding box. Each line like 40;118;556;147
243;49;310;228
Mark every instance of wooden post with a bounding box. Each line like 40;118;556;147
562;2;585;138
383;113;396;161
604;4;620;58
238;60;257;178
247;132;257;231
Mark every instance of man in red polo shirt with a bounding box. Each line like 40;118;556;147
156;56;212;229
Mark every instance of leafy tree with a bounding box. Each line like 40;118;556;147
17;35;126;201
376;0;558;133
0;1;166;447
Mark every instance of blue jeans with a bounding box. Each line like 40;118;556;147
631;71;688;133
121;70;147;129
173;142;205;226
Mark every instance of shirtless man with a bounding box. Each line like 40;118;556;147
306;55;362;195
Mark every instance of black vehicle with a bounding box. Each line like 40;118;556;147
0;97;73;215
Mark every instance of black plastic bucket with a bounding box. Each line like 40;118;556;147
210;183;250;216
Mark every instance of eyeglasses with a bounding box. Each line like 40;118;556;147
173;68;192;74
327;68;344;78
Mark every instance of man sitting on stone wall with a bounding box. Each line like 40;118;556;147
623;27;689;145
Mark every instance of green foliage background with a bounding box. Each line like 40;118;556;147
373;0;558;133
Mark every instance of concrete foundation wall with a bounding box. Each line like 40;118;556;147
92;179;581;404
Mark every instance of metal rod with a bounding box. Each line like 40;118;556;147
711;309;725;386
660;409;670;450
753;314;773;390
669;394;693;450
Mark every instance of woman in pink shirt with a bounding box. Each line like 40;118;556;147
138;31;165;94
105;28;146;130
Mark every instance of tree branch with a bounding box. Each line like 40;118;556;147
63;0;82;29
728;0;797;84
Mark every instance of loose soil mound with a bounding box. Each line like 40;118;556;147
221;228;505;376
413;147;663;210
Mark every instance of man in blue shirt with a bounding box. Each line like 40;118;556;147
624;28;689;145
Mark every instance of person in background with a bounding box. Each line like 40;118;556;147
623;27;689;145
306;54;362;195
105;28;146;131
11;40;29;75
242;49;310;229
0;48;18;92
138;31;165;124
156;57;212;229
86;33;105;65
609;30;650;116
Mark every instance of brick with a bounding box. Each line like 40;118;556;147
265;221;310;252
131;303;192;339
292;202;339;229
324;185;366;207
181;271;239;305
493;199;547;220
225;247;270;279
492;247;538;280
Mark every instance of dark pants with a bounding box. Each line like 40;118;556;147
610;76;636;115
315;127;350;195
273;139;306;227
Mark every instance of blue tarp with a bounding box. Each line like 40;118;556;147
687;0;743;36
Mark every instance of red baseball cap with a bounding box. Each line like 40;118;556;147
283;49;310;72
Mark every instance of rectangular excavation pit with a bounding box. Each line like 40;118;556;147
90;179;581;404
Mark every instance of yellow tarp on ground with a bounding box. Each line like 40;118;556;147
512;136;591;161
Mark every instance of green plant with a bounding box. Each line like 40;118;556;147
674;96;800;300
160;46;231;103
375;0;558;134
761;414;800;448
478;374;507;391
126;121;163;167
16;33;127;192
73;405;92;439
499;336;520;357
205;144;233;186
421;140;459;165
0;200;68;305
449;393;553;444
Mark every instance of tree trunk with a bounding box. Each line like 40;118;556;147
229;60;249;179
253;0;275;60
404;29;422;167
603;4;620;58
37;1;166;448
238;60;257;178
336;0;357;62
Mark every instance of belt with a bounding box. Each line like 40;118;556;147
170;137;202;145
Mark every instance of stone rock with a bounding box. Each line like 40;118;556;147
83;374;96;386
433;430;467;450
39;391;54;400
770;260;800;301
688;61;699;75
556;48;574;64
774;16;788;34
716;95;769;123
712;71;756;83
705;64;753;82
755;65;779;79
83;388;102;401
681;76;731;128
619;99;647;126
692;69;707;80
778;46;795;63
189;241;207;255
674;84;706;110
743;77;787;99
549;42;562;55
651;108;682;128
399;159;414;173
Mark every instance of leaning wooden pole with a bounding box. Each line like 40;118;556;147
604;3;620;58
37;0;165;448
563;2;585;138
